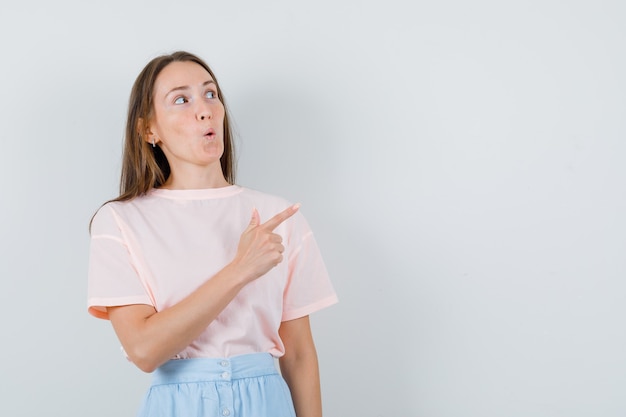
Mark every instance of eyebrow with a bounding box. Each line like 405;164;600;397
165;80;216;97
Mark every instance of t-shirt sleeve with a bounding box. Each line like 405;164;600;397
87;204;154;320
281;213;338;321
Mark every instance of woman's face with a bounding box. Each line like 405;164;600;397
149;61;226;177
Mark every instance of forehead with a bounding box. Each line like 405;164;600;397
154;61;214;95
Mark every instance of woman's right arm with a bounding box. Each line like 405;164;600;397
107;204;299;373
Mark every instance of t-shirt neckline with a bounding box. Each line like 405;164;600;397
149;184;243;200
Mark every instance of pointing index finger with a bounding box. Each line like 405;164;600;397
261;203;301;231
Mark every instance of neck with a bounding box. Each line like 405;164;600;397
161;165;230;190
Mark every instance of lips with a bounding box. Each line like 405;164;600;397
203;128;215;137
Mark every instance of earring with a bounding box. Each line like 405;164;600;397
152;137;156;148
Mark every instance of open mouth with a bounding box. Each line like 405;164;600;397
204;128;215;138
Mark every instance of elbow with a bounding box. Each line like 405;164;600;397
125;346;163;373
133;359;159;374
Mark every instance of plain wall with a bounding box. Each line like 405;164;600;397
1;1;625;416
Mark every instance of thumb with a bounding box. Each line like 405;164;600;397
247;208;260;228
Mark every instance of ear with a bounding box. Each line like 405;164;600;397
137;117;156;145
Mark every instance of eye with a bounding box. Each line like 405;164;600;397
174;96;188;104
205;90;217;99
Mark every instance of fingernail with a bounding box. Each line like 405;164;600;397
293;203;301;210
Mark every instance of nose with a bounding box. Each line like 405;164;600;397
196;101;212;121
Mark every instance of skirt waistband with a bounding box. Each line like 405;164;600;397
152;353;277;385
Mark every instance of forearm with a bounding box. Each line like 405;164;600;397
109;262;247;372
278;316;323;417
280;352;322;417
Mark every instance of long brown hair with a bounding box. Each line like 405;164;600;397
116;51;236;202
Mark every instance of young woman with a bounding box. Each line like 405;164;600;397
87;51;337;417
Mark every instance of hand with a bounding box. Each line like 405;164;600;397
232;204;300;283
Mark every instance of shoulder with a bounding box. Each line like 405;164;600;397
237;186;314;238
236;186;294;211
237;186;289;203
90;195;151;235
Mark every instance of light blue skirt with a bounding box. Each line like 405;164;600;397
137;353;296;417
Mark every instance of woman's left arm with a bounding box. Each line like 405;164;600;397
278;315;323;417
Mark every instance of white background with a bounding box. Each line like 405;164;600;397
1;1;625;416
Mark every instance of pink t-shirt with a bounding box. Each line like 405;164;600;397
88;185;337;358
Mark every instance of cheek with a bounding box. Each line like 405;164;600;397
216;103;226;120
161;113;189;134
